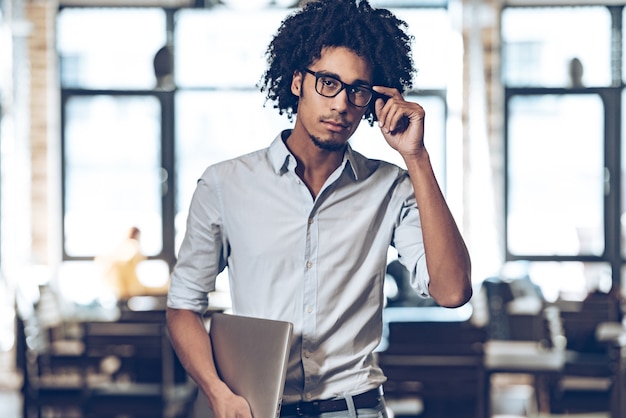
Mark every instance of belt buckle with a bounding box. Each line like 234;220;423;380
295;400;319;416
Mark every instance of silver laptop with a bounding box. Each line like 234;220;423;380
193;313;293;418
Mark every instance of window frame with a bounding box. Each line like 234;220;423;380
502;4;624;294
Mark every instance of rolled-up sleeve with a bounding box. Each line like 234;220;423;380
391;179;431;298
167;167;228;313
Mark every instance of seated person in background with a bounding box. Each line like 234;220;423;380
97;226;167;301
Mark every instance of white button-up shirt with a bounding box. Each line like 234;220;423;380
167;131;430;403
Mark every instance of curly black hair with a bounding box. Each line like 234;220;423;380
259;0;416;125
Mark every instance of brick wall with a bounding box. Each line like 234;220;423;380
26;0;59;264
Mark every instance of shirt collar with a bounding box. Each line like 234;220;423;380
269;130;360;180
269;130;294;175
343;143;360;180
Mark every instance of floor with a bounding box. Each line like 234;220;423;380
0;348;21;418
0;390;21;418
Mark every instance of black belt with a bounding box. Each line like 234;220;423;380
280;388;381;416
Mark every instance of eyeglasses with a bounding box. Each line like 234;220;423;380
304;69;374;108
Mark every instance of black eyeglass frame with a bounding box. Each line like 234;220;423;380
303;68;375;108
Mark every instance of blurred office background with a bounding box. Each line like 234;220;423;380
1;0;625;417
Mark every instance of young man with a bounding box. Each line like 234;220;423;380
166;1;472;417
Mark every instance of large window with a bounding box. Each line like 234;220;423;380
58;8;171;303
507;94;605;257
502;5;622;301
57;3;454;305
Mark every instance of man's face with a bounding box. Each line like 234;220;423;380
291;46;372;151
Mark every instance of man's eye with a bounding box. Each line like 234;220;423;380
351;87;369;97
321;77;340;89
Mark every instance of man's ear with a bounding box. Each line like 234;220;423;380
291;70;303;97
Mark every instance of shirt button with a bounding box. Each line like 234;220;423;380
308;218;314;225
306;306;313;314
306;393;312;400
304;351;311;358
306;261;313;269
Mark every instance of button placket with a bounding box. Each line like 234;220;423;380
301;209;319;395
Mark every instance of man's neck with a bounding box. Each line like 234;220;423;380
285;132;345;199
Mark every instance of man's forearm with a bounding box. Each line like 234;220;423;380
166;308;228;403
403;151;472;308
166;308;253;418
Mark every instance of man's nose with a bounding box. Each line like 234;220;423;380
331;88;350;112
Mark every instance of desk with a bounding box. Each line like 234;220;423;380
596;321;624;343
609;333;626;418
120;297;225;323
596;321;626;418
484;341;565;417
378;307;485;418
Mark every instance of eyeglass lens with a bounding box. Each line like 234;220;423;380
315;74;373;107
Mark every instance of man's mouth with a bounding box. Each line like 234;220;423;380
321;119;350;133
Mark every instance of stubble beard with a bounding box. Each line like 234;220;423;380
309;134;347;152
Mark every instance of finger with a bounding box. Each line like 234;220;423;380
385;106;404;133
381;100;409;134
373;85;401;98
375;96;388;126
379;101;402;134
